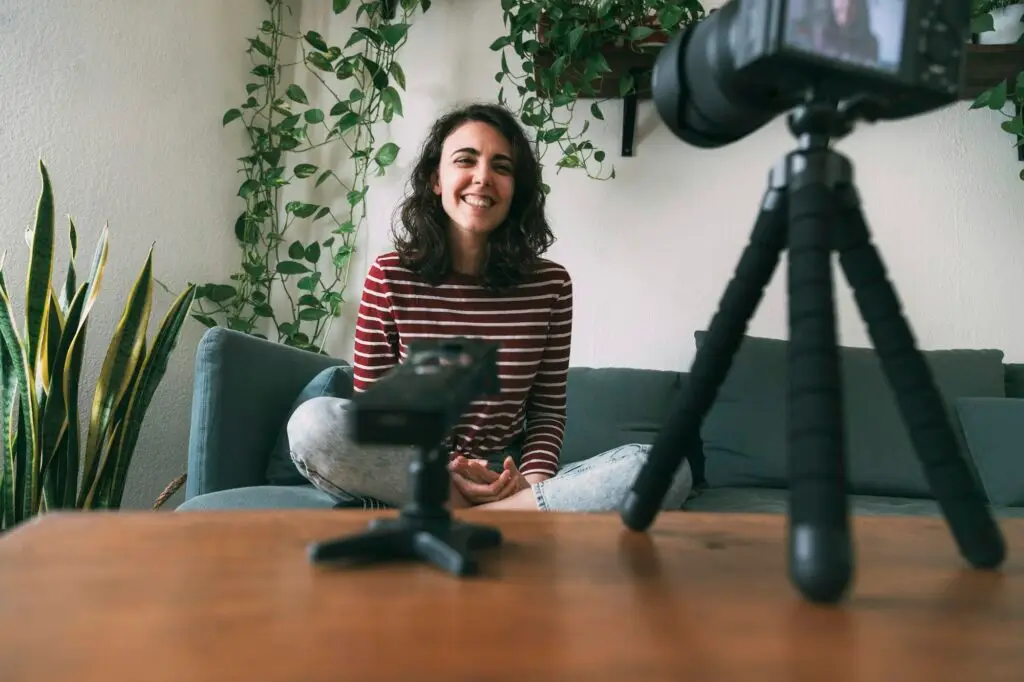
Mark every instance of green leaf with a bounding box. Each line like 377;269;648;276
288;241;305;260
375;142;400;167
286;84;308;105
100;283;197;509
380;86;403;118
277;261;310;275
304;243;321;263
223;108;242;126
971;80;1007;110
591;102;604;120
380;23;410;47
389;61;407;90
972;13;995;34
26;161;55;388
304;108;325;124
333;0;352;13
305;31;329;51
79;249;153;508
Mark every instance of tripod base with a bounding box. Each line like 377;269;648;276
308;511;503;577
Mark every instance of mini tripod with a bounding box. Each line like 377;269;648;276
307;443;503;576
620;96;1007;604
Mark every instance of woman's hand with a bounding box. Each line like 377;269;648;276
448;455;530;505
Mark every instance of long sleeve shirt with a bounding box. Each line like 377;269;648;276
351;251;573;478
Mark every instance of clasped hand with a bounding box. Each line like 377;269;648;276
447;455;530;505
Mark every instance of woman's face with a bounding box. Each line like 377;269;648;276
832;0;850;25
432;120;516;239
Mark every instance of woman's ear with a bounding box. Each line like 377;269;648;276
430;171;440;195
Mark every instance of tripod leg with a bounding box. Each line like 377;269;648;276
833;186;1006;571
414;522;503;577
786;178;853;604
621;169;790;531
307;525;412;564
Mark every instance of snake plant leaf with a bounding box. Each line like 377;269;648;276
1;342;16;526
59;217;78;315
38;282;89;490
100;283;197;508
25;161;55;388
79;249;153;508
0;271;40;516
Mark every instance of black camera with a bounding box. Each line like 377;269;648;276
653;0;970;149
350;338;500;449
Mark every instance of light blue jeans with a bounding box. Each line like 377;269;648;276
287;396;694;512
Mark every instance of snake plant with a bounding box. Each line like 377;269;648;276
0;161;197;530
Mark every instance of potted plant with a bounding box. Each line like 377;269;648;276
491;0;705;185
0;162;197;530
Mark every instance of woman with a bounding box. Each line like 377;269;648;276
287;102;693;512
818;0;879;64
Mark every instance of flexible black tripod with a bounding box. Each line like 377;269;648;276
307;443;503;576
620;97;1007;604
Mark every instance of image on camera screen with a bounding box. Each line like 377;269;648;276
782;0;906;74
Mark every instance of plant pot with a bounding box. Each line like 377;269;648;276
978;4;1024;45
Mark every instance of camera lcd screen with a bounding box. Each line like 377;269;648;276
782;0;906;74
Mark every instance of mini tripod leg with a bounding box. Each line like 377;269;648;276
784;173;854;604
831;185;1007;570
620;170;790;530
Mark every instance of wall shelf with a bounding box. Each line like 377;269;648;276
532;45;658;158
960;43;1024;99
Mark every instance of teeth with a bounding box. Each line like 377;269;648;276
463;195;493;208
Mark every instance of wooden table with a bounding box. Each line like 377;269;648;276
0;510;1021;682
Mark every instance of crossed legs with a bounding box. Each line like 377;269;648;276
287;396;694;513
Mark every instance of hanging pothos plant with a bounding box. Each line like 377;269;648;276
192;0;431;354
490;0;705;187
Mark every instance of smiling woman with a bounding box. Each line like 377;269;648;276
285;102;694;514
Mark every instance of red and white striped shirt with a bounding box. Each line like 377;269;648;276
352;251;573;478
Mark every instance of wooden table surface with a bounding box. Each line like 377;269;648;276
0;509;1022;682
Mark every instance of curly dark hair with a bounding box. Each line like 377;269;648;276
390;101;555;291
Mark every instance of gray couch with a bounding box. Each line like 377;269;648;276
177;328;1024;519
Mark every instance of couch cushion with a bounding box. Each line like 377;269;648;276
559;367;698;477
176;485;338;510
956;397;1024;507
695;332;1005;499
265;365;354;486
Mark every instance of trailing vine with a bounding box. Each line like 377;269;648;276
192;0;430;353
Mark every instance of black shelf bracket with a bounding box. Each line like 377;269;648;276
622;69;641;157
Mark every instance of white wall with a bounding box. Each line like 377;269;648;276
313;0;1024;373
2;0;1021;508
0;0;263;509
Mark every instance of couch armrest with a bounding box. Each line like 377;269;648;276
185;328;342;499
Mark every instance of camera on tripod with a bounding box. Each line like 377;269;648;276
654;0;968;149
623;0;1007;605
307;338;506;577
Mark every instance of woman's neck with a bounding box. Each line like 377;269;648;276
448;227;487;276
